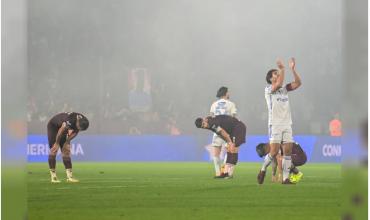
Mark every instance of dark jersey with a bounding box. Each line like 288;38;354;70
279;143;307;166
47;112;86;148
291;143;307;166
48;112;85;131
206;115;240;134
206;115;246;146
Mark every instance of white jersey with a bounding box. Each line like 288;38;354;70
265;85;292;125
210;98;237;116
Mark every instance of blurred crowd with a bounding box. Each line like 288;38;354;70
28;67;341;136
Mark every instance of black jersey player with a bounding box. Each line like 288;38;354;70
47;112;89;183
195;115;246;179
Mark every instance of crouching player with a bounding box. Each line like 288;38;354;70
195;115;246;179
256;142;306;183
47;112;89;183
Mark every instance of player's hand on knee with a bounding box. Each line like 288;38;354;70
227;142;236;152
51;144;60;155
62;143;71;156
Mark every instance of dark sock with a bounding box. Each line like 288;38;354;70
290;166;299;174
62;156;72;169
48;155;56;169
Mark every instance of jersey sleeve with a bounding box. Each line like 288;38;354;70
285;83;293;92
210;102;216;115
265;85;272;95
207;118;222;133
230;102;237;116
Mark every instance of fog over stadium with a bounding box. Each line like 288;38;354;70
2;0;368;219
27;0;349;135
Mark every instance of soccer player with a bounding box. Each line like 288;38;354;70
256;142;306;183
195;115;246;179
258;57;302;184
208;86;237;177
47;112;89;183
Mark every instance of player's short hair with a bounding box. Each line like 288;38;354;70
216;86;228;98
256;143;267;157
266;69;277;84
195;118;203;128
78;117;89;130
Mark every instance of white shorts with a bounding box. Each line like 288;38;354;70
268;125;294;144
211;133;227;148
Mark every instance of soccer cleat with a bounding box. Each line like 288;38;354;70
290;172;303;183
66;177;79;183
282;178;295;185
51;176;61;183
214;175;225;179
257;170;266;184
223;173;233;179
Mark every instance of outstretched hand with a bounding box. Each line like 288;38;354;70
289;57;296;71
276;58;285;69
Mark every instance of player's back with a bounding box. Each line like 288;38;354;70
208;115;242;134
48;112;78;129
210;98;237;116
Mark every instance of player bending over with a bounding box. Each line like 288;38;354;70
47;112;89;183
208;86;237;177
195;115;246;179
256;142;306;183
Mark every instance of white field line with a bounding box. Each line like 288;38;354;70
56;185;149;190
39;177;188;182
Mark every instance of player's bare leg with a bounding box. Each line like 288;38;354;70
212;146;223;177
49;144;61;183
62;143;79;183
223;143;239;179
258;143;279;184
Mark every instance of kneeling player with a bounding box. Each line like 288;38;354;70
47;112;89;183
195;115;247;179
256;142;306;183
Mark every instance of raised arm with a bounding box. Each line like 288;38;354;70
271;58;285;92
286;57;302;91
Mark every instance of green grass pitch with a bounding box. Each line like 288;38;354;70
28;162;341;220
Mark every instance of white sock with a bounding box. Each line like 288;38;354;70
228;165;235;176
220;146;227;162
50;169;57;178
282;156;292;181
261;154;273;171
205;145;213;161
213;156;221;176
66;169;73;179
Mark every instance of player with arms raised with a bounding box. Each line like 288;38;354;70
257;57;302;184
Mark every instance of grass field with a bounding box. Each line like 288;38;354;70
28;162;341;220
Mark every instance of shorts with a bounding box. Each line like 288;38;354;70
211;133;227;148
231;121;247;147
47;122;67;149
268;125;294;144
